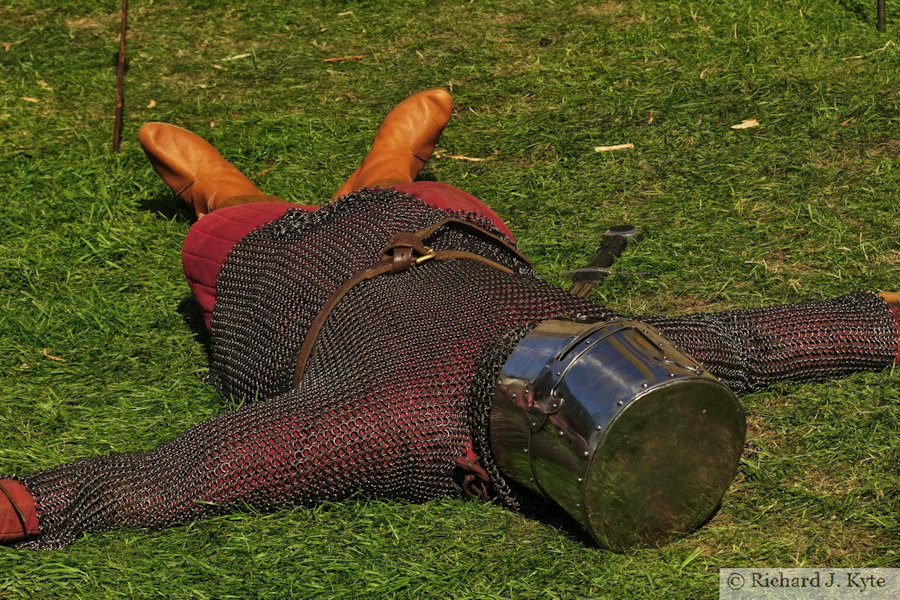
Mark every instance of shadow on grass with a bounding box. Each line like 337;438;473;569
177;295;212;352
133;193;210;348
530;507;597;547
836;0;877;24
526;500;724;551
136;192;195;222
415;169;439;183
510;479;725;550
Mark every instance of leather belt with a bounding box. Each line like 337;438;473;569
292;218;530;386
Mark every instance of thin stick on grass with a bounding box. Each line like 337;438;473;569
322;55;364;63
594;143;634;152
112;0;128;152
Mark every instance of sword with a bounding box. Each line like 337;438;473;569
568;224;643;297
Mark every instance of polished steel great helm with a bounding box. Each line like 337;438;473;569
491;318;745;551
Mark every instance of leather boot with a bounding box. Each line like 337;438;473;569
879;291;900;309
0;479;38;544
333;88;453;199
139;123;285;217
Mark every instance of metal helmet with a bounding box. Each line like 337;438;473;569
490;317;745;551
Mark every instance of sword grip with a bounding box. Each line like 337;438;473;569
569;225;642;298
584;235;628;271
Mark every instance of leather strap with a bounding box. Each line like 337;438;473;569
453;455;491;501
410;217;529;266
292;219;529;386
380;231;431;273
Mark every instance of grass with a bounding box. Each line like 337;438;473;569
0;0;898;597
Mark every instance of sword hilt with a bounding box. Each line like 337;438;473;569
569;224;643;297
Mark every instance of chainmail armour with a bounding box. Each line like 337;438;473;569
15;189;898;549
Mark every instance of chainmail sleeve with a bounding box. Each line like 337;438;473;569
639;291;898;394
14;380;471;550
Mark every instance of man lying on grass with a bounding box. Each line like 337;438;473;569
1;89;897;550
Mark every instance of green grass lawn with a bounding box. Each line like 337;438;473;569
0;0;897;597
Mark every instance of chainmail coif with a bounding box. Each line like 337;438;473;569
13;189;898;548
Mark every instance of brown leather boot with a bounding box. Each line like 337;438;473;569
0;479;38;544
333;88;453;199
139;123;284;217
879;291;900;309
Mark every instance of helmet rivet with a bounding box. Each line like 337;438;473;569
617;400;623;406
